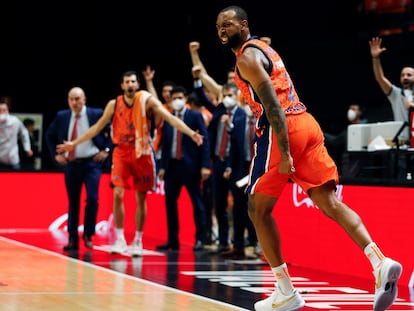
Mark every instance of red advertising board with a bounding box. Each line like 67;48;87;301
0;172;413;286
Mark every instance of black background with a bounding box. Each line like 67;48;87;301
1;1;413;144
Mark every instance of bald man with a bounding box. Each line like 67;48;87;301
45;87;113;251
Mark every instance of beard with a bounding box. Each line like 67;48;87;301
402;81;413;89
221;32;242;51
126;88;136;98
228;32;242;49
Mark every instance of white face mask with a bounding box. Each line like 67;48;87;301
347;109;357;122
244;105;253;117
0;113;8;123
172;98;185;111
223;96;236;109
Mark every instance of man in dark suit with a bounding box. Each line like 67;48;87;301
192;81;230;253
45;87;112;252
222;97;258;259
194;82;258;257
156;86;211;251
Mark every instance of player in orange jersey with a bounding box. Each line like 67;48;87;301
57;70;203;257
216;6;402;311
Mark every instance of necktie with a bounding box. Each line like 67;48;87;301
218;111;231;159
68;115;80;161
176;113;182;160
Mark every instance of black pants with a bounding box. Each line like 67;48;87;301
64;158;103;243
164;160;207;245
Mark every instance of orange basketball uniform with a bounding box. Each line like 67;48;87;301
235;38;338;197
111;90;156;191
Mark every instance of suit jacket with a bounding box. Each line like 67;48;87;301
45;107;112;160
227;106;247;181
194;85;248;180
159;109;210;175
194;85;231;159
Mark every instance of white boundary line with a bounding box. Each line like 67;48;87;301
0;235;250;310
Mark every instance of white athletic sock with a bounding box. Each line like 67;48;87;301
115;228;125;241
364;242;385;270
134;231;142;242
272;263;294;294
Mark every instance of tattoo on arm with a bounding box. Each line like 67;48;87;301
256;80;290;154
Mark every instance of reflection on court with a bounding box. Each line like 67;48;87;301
0;237;248;311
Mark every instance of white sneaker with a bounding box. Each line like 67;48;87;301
373;257;402;311
110;239;127;254
131;240;143;257
254;284;305;311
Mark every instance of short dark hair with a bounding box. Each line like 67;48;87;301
220;5;248;21
171;86;187;96
187;92;202;107
222;83;239;94
162;80;176;89
23;118;35;127
0;96;11;108
121;70;140;83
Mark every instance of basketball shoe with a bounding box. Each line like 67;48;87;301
131;240;143;257
254;283;305;311
373;257;402;311
110;238;127;254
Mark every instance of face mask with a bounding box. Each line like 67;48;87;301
347;109;357;122
172;98;185;111
223;96;236;109
244;105;253;117
0;113;8;123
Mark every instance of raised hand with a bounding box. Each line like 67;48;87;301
189;41;200;53
369;37;387;58
142;65;155;82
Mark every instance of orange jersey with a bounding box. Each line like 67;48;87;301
235;38;306;138
235;38;337;197
111;90;152;157
110;90;156;191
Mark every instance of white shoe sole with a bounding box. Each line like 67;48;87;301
374;259;402;311
254;289;305;311
131;248;143;257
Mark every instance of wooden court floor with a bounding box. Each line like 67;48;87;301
0;236;250;311
1;231;414;311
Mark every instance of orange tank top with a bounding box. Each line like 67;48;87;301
235;38;306;137
111;90;152;158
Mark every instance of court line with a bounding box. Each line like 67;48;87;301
0;235;250;311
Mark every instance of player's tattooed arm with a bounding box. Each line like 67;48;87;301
256;80;290;157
